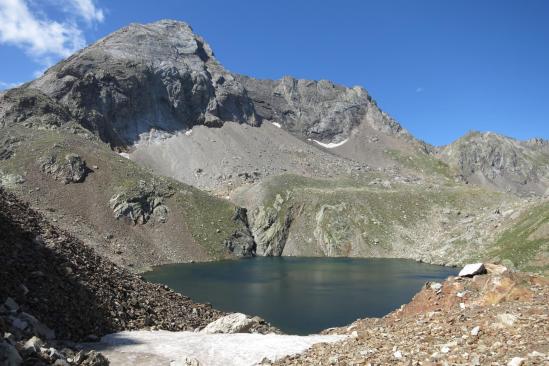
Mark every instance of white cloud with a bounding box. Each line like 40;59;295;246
0;0;105;67
66;0;104;23
0;0;85;60
415;87;424;93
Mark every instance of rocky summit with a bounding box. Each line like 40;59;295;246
0;18;548;366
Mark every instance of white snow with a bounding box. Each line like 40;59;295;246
118;152;130;159
90;330;346;366
313;138;349;149
185;129;193;136
271;122;282;128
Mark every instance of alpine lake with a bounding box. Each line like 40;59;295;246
144;257;458;335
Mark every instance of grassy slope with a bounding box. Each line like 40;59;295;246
0;125;244;264
485;201;549;274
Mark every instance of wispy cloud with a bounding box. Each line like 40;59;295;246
415;87;424;93
0;0;104;66
61;0;104;23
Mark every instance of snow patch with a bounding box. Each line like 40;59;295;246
272;122;282;128
90;330;346;366
185;129;193;136
313;138;349;149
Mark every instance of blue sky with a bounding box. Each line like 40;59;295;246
1;0;548;146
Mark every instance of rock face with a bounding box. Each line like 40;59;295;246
223;208;256;257
248;193;295;256
237;75;410;144
29;20;258;147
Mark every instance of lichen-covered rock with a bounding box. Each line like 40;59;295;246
39;153;89;184
109;180;171;224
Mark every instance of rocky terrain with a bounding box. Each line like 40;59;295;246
272;264;549;365
0;187;276;365
0;19;547;275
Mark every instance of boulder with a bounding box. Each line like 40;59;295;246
200;313;257;334
22;336;44;354
39;153;89;184
458;263;487;277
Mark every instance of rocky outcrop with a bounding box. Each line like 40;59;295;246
236;75;411;144
0;88;73;130
248;193;295;256
39;153;90;184
28;20;258;147
109;180;171;225
224;207;256;257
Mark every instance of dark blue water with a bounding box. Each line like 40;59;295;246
144;257;457;334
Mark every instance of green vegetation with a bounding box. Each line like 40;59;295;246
487;202;549;273
385;149;454;179
0;126;245;260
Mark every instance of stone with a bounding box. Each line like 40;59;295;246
470;326;480;336
496;313;517;327
22;336;44;354
0;341;22;366
430;282;442;291
458;263;487;277
80;351;109;366
507;357;525;366
393;350;402;359
201;313;257;334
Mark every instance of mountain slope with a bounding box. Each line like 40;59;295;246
0;19;547;273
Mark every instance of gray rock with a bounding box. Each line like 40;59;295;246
80;351;109;366
39;153;89;184
200;313;257;334
109;180;171;225
22;336;44;354
0;341;22;366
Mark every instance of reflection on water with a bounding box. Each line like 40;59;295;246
144;257;457;334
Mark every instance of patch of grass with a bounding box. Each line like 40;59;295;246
385;149;454;179
486;202;549;273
